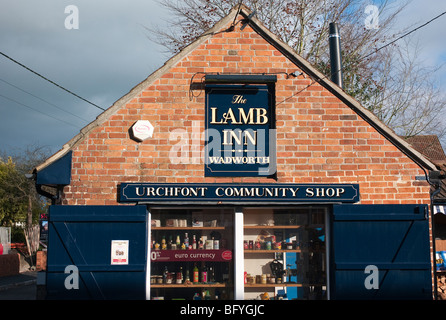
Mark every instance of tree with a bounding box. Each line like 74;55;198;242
369;40;446;140
148;0;404;104
146;0;446;144
0;146;51;232
0;157;27;227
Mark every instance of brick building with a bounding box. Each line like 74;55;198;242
34;5;441;300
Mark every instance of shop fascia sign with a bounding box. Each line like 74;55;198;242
119;183;360;204
151;249;232;262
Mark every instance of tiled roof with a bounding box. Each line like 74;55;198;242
404;135;446;162
404;135;446;203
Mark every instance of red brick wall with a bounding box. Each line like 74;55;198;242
62;18;430;206
0;253;20;277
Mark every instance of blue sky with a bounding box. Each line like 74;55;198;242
0;0;445;157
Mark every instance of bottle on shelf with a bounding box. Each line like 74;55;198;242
161;235;167;250
193;263;199;283
192;234;197;249
185;268;191;283
214;238;219;250
176;235;181;247
222;264;229;282
163;266;168;283
209;265;215;282
176;266;183;284
206;238;214;250
201;264;208;283
168;235;173;250
198;237;204;250
184;232;189;248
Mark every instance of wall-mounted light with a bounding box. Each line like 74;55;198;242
288;71;303;78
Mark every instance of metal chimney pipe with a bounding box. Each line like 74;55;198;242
329;22;343;88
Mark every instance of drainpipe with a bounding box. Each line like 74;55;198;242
329;22;343;88
432;186;441;300
36;184;60;205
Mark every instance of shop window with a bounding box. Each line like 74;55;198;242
149;208;234;300
243;207;327;300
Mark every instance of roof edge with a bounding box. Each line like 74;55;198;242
35;6;241;173
35;4;437;175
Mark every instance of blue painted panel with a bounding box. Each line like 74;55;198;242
46;205;147;300
285;252;298;299
36;151;72;185
204;84;275;177
330;204;432;300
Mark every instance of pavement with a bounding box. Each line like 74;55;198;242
0;271;37;292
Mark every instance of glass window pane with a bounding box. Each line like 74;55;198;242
149;208;234;300
243;207;327;300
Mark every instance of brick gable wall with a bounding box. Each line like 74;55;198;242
62;17;430;206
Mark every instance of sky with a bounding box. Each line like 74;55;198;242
0;0;445;158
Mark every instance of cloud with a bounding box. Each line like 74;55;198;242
1;0;445;154
389;0;446;69
0;0;167;153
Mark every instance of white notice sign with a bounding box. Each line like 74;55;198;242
111;240;129;265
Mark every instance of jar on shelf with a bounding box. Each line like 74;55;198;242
256;275;262;284
266;241;272;250
165;273;173;284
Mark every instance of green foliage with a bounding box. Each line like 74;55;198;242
0;147;50;228
0;157;26;226
11;226;26;243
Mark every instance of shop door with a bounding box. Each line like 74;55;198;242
330;204;432;300
46;205;148;299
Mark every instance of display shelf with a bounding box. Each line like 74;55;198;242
244;283;301;288
243;225;301;229
152;226;226;231
151;283;228;288
244;283;324;288
243;208;327;300
244;249;325;253
149;208;235;300
244;249;302;253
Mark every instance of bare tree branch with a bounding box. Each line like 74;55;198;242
144;0;446;145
